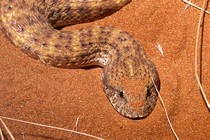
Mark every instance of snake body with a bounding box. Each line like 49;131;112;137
0;0;160;118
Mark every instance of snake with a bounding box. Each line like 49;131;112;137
0;0;160;119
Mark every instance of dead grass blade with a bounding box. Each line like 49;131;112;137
193;0;210;110
0;117;15;140
0;116;104;140
156;43;164;56
150;74;179;140
182;0;210;14
0;128;5;140
74;116;80;131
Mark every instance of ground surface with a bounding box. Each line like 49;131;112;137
0;0;209;139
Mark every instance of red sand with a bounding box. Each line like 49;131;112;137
0;0;209;139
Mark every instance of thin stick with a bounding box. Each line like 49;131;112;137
194;0;210;109
0;116;104;140
182;0;210;14
150;74;179;140
0;117;15;140
0;128;5;140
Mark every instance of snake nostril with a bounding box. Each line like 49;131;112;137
146;88;153;97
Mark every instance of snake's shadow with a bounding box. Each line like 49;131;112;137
81;65;102;70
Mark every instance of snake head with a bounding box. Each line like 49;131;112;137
102;60;160;119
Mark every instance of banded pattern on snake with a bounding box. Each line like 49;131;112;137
0;0;160;118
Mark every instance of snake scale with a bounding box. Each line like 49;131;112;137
0;0;160;119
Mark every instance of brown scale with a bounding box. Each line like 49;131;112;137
0;0;160;118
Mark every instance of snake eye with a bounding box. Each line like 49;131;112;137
119;90;124;98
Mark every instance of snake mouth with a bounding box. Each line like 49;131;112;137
116;94;158;119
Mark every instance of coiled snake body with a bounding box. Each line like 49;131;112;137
0;0;160;118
